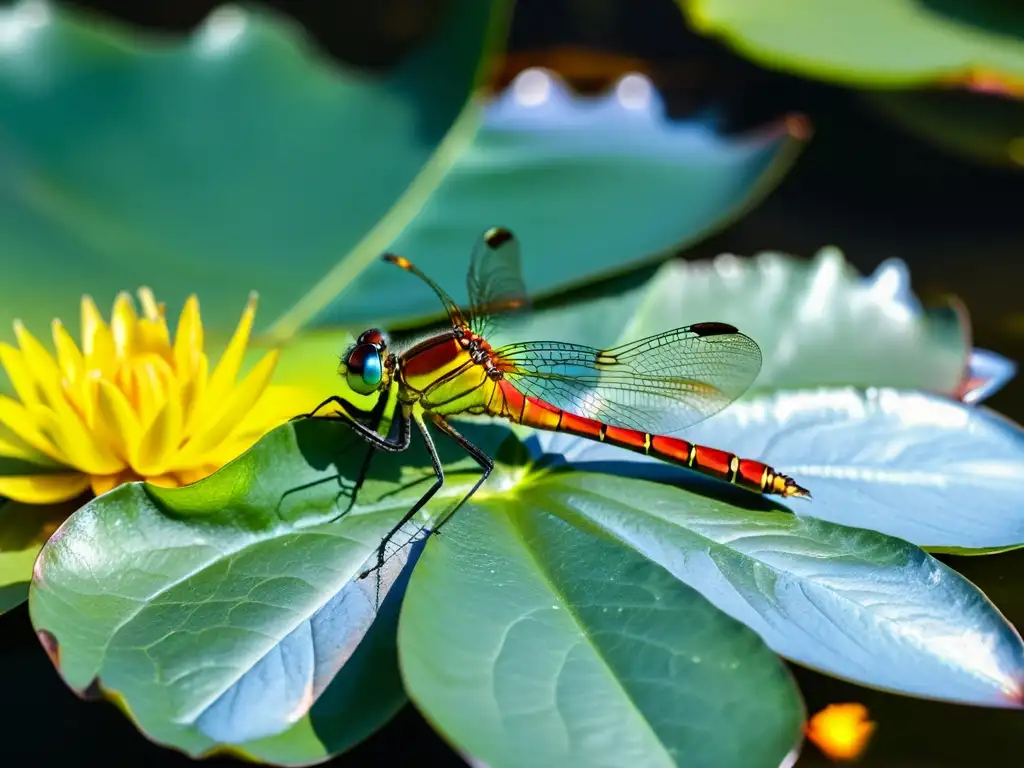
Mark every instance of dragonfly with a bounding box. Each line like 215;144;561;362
297;227;809;582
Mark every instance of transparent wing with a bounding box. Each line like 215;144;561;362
466;227;530;338
495;322;762;435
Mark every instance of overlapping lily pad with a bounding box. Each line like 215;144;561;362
678;0;1024;91
30;416;1024;765
399;501;805;768
490;247;969;396
28;418;509;763
0;0;803;393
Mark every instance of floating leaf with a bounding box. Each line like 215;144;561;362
307;69;806;331
27;418;510;763
961;347;1018;405
399;500;805;768
679;0;1024;92
490;248;969;397
511;465;1024;708
0;1;802;389
532;386;1024;553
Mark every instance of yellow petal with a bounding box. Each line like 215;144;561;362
81;295;116;375
0;473;91;504
198;292;257;422
235;384;319;435
137;287;161;322
173;465;219;486
93;379;142;469
30;404;123;475
143;473;181;489
135;384;182;475
180;352;208;437
12;320;65;409
0;423;66;467
136;287;172;355
110;292;137;359
0;342;42;406
0;394;62;461
131;361;165;429
174;349;278;467
91;471;137;497
173;295;203;381
51;319;84;386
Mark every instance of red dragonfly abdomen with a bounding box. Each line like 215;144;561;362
497;380;808;499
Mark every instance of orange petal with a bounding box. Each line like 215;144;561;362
0;473;91;504
805;703;876;762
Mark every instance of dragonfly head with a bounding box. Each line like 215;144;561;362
340;328;390;396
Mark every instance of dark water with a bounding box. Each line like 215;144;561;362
2;1;1021;766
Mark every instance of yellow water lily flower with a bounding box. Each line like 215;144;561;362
0;288;314;505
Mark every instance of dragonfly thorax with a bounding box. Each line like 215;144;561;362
454;327;504;381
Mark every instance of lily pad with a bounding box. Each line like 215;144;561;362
489;247;969;397
27;417;514;763
507;466;1024;708
305;69;805;332
399;500;805;768
0;0;802;387
679;0;1024;91
961;347;1018;405
532;386;1024;553
32;414;1024;768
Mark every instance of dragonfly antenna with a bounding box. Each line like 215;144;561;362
381;252;465;324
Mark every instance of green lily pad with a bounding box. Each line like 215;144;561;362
31;414;1024;765
0;0;503;349
510;470;1024;708
398;500;805;768
678;0;1024;90
488;246;969;397
0;0;802;391
862;89;1024;168
27;417;515;764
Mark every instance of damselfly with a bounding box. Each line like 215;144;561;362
297;227;809;580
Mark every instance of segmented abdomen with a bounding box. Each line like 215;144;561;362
495;380;808;498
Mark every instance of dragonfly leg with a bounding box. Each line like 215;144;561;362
427;415;493;536
290;394;375;422
359;414;444;605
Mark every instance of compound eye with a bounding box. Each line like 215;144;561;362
358;328;386;348
345;343;383;395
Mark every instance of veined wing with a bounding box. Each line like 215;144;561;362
466;227;530;338
494;322;762;435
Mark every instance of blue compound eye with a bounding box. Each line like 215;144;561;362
345;343;383;395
